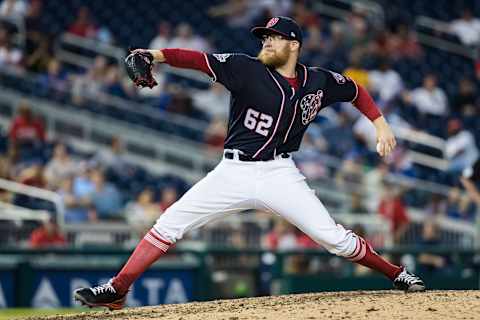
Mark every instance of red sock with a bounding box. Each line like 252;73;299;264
346;236;402;280
112;228;171;294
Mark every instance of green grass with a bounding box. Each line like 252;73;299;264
0;308;94;319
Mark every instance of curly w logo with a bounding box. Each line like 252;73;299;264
266;17;279;28
300;90;324;125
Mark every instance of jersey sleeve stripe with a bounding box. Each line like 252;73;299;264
203;53;217;82
283;99;298;143
253;68;285;159
301;64;308;87
350;78;359;102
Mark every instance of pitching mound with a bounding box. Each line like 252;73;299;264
35;290;478;320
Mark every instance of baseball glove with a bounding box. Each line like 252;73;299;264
124;49;158;88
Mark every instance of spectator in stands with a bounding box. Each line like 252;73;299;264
369;30;392;60
158;186;177;213
102;65;133;99
15;160;44;188
295;226;318;249
9;159;46;209
192;82;230;120
364;162;389;212
204;117;227;154
403;73;448;117
451;78;477;116
126;188;162;238
344;5;370;48
384;142;415;177
0;24;22;69
343;51;369;89
446;186;476;221
8;101;46;154
322;21;350;60
29;218;66;248
388;24;422;60
0;155;11;181
24;0;42;33
24;32;51;74
378;182;410;244
449;8;480;47
208;0;255;28
166;91;209;122
293;2;323;62
368;59;403;105
263;219;298;250
476;58;480;80
353;98;411;151
321;112;355;157
345;191;369;214
425;192;447;216
71;55;108;105
445;119;479;173
294;132;328;180
23;0;49;73
291;1;319;29
168;23;211;52
44;143;79;190
91;136;133;180
67;6;97;38
89;169;123;221
58;176;95;223
38;58;69;98
208;0;291;28
417;220;450;275
149;22;172;50
335;158;364;193
460;158;480;207
0;0;27;19
300;23;325;64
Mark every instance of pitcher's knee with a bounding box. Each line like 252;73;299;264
313;225;357;257
151;223;178;245
151;208;183;244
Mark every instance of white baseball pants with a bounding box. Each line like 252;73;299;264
152;150;358;257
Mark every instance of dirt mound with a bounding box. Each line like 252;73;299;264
34;290;479;320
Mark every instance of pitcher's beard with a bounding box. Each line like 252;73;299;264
257;47;290;68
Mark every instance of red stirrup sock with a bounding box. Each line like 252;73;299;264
345;236;402;280
112;228;171;294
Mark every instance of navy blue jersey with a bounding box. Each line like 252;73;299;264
205;53;358;160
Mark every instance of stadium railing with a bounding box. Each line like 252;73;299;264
56;32;126;70
0;201;51;246
0;177;64;223
415;16;478;60
313;0;385;27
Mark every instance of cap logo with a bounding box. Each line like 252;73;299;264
266;17;279;28
290;32;296;37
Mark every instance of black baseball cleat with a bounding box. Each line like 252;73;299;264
393;268;426;292
74;279;126;311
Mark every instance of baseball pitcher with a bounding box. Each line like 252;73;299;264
75;17;425;310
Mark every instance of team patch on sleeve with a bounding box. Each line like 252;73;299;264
329;71;346;84
213;53;232;63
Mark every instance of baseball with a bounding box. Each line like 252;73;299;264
376;142;382;154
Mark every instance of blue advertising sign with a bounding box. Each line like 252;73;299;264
29;270;195;308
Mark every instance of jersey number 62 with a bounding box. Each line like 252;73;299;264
244;108;273;137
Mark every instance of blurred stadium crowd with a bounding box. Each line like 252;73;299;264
0;0;479;276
